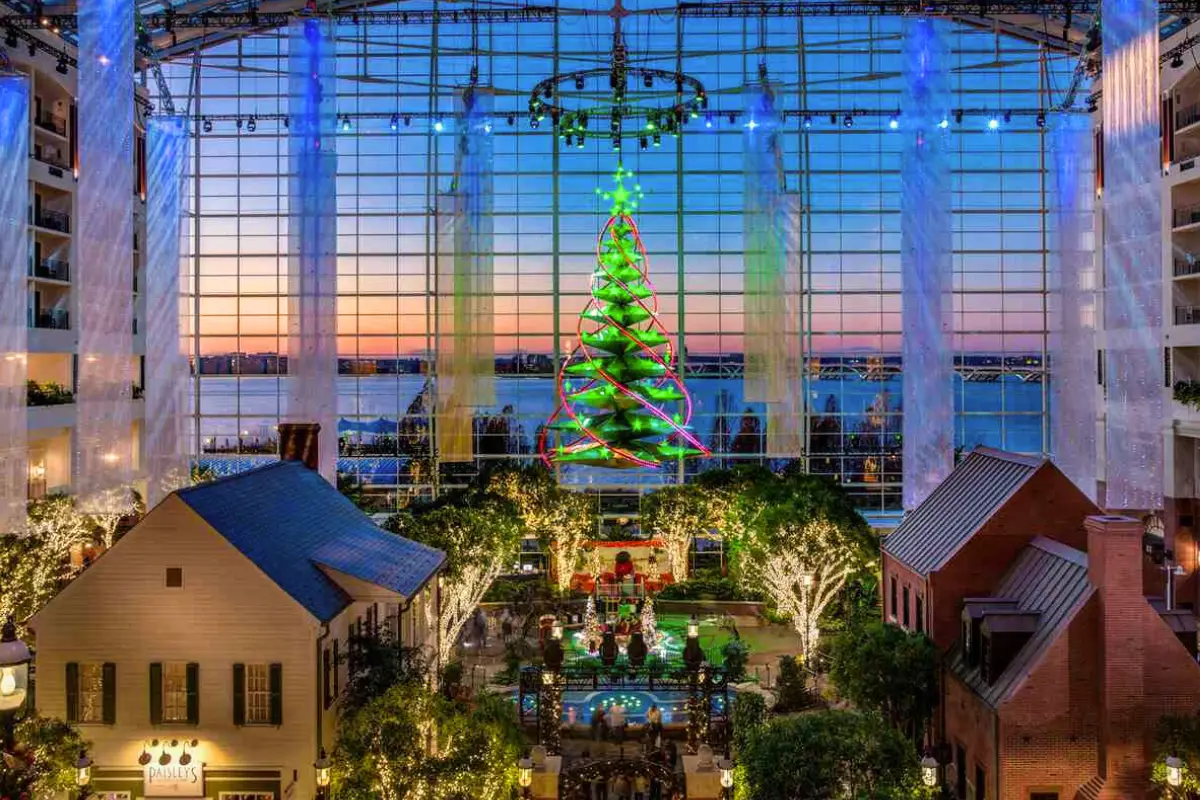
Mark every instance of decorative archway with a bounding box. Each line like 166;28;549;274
559;756;681;800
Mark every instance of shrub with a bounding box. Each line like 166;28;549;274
773;655;815;713
26;380;74;406
730;691;767;756
721;636;751;682
656;569;764;602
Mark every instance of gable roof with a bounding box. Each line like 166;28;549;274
177;461;445;621
882;447;1045;576
946;536;1094;708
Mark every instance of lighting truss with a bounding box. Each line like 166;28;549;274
677;0;1196;16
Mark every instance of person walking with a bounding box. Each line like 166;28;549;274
633;773;649;800
591;705;607;742
613;773;631;800
646;703;662;740
609;701;626;744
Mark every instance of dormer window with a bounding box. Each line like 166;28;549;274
961;598;1020;669
980;612;1040;685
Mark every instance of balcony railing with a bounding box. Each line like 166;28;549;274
1179;103;1200;131
31;309;69;330
27;380;74;407
1177;305;1200;325
33;148;70;171
30;258;69;282
34;112;66;137
33;210;69;234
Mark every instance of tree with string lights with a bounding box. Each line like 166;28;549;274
386;501;522;670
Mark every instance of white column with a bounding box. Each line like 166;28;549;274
0;74;29;533
76;0;135;511
900;17;954;510
1102;0;1163;510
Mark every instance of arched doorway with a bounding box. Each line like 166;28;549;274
559;756;681;800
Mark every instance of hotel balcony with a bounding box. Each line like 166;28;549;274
33;111;67;138
30;258;69;283
31;308;69;331
32;209;70;234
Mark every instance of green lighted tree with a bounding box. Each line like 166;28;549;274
540;164;707;469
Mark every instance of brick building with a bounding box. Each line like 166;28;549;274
881;447;1101;649
884;450;1200;799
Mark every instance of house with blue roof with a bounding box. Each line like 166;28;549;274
29;458;445;800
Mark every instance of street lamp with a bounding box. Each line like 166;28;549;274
717;757;734;788
0;617;31;748
920;755;939;789
1166;755;1183;788
75;750;92;797
313;748;331;797
518;756;533;798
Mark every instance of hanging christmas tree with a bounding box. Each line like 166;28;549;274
583;595;602;648
540;165;708;469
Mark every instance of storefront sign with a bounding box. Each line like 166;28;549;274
144;763;204;797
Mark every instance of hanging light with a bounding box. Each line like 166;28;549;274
433;117;445;132
843;113;853;128
575;133;585;149
888;111;899;130
643;72;653;88
202;118;213;134
56;55;68;75
954;109;963;124
612;136;621;151
1172;52;1185;68
340;115;351;132
246;116;256;133
530;115;539;129
639;135;648;150
803;114;812;129
138;745;152;767
1036;112;1046;128
404;115;412;127
938;115;949;129
390;113;399;131
0;618;31;714
705;112;713;128
506;114;515;127
574;73;585;90
728;112;736;125
565;133;574;147
518;757;533;789
987;115;999;130
653;132;661;147
1003;110;1012;124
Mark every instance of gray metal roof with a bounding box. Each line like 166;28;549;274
177;461;445;621
946;536;1093;708
882;447;1044;576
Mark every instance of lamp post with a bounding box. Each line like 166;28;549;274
920;754;939;793
518;756;533;799
717;757;733;800
0;616;31;750
75;750;92;800
1166;755;1183;795
313;748;331;800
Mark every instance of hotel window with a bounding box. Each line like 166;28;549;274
246;664;270;723
65;662;115;724
150;662;198;724
233;663;282;726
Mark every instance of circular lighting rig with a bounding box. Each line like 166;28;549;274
528;65;707;146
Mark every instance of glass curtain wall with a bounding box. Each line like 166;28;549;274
163;3;1078;512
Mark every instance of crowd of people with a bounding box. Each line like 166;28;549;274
587;701;666;744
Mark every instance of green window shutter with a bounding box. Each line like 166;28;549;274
65;662;79;723
232;664;245;726
102;663;116;724
268;663;283;726
185;663;199;725
149;663;163;725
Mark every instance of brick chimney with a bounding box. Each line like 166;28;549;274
1085;514;1147;797
278;422;321;472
